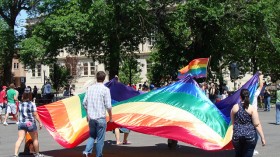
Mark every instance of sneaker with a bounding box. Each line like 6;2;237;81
16;121;19;125
3;121;8;126
82;153;88;157
34;153;44;157
253;150;259;155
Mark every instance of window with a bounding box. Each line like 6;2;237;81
83;63;88;75
14;63;19;69
32;69;35;77
90;62;95;75
148;29;157;47
37;64;41;77
147;61;152;72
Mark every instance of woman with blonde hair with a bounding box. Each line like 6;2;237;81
13;90;44;157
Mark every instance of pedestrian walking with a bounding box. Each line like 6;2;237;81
276;84;280;125
3;83;19;125
0;86;7;123
231;89;265;157
82;71;113;157
13;91;44;157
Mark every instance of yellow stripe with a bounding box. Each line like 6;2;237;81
189;64;207;69
179;64;207;73
113;102;227;146
61;96;83;133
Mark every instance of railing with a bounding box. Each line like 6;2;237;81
35;96;71;106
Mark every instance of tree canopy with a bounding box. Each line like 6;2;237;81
1;0;279;86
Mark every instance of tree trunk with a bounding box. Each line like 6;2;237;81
108;38;120;80
3;27;16;85
2;59;13;85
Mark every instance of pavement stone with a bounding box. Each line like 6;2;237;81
0;107;279;157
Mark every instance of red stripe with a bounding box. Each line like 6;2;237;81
188;58;209;66
113;124;232;150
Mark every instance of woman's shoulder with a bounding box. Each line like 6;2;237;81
231;104;239;112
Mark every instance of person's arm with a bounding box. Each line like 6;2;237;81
258;74;264;91
230;104;237;125
83;91;89;121
267;89;270;95
107;108;113;122
83;91;88;110
32;104;43;130
251;109;266;146
33;111;43;130
105;88;113;122
14;90;19;101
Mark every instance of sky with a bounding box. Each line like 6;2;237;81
15;10;28;34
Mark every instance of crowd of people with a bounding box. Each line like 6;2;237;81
1;71;280;157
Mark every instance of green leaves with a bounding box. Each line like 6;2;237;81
19;36;48;68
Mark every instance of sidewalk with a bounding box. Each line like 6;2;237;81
1;108;279;157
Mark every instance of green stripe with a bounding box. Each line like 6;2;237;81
78;93;87;118
115;91;228;137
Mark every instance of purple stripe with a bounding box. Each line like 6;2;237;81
215;72;260;123
105;78;141;102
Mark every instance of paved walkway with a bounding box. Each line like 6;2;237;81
0;108;279;157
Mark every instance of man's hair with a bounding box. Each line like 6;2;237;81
96;71;106;82
9;83;15;89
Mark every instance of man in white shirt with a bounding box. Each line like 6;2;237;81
82;71;113;157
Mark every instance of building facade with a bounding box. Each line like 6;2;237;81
24;42;152;94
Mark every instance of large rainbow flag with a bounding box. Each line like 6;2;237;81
178;58;209;79
37;72;259;150
37;78;141;148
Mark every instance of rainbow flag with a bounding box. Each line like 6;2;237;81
215;72;260;123
37;73;259;150
37;78;141;148
178;58;209;79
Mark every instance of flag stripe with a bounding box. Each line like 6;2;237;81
115;92;228;137
179;58;209;74
179;64;208;74
112;112;223;142
120;125;231;150
44;100;89;145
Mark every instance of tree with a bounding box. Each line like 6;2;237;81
0;19;8;72
148;0;280;85
20;0;150;80
64;55;78;84
0;0;42;85
19;36;48;68
49;63;72;94
118;54;142;85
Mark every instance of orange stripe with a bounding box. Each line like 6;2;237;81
44;101;70;131
111;113;224;145
44;101;89;144
188;58;209;66
179;58;209;74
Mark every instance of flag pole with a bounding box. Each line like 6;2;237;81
205;55;211;83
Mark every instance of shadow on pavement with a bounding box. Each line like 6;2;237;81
39;140;234;157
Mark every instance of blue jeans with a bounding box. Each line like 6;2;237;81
264;96;271;111
18;122;37;132
83;118;106;157
232;132;258;157
276;102;280;124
